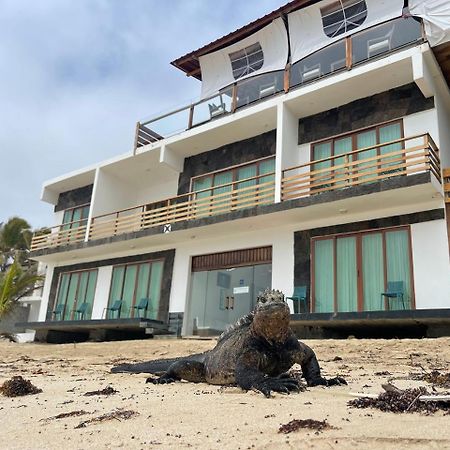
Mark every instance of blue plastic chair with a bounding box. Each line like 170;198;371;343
381;281;405;310
286;286;307;313
131;298;149;318
51;303;64;320
72;302;89;320
104;300;122;319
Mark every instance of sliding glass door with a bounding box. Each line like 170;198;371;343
312;226;413;312
54;269;98;320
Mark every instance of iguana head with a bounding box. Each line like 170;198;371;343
251;289;290;343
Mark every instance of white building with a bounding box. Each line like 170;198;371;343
26;0;450;341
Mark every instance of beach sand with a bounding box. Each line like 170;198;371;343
1;337;449;449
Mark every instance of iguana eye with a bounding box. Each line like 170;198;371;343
259;297;266;303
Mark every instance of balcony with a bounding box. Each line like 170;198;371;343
135;16;423;152
281;134;440;201
31;171;276;251
31;134;442;254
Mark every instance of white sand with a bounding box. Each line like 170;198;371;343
1;337;449;449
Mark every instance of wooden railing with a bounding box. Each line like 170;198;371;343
281;134;441;201
30;219;88;251
444;168;450;204
88;173;275;241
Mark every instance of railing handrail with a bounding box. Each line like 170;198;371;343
282;133;431;176
34;218;88;233
91;171;276;222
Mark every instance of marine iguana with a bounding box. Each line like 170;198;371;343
111;289;346;397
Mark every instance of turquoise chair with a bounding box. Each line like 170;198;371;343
131;298;149;318
381;281;405;310
286;286;307;313
104;300;122;319
72;302;89;320
51;303;64;320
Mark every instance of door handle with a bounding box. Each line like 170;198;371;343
229;296;235;310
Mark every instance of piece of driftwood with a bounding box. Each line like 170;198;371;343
349;392;450;402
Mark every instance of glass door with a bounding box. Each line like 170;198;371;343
188;263;272;335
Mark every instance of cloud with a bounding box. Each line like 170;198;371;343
0;0;282;228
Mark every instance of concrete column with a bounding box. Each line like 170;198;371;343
91;266;113;319
38;264;55;321
275;102;299;202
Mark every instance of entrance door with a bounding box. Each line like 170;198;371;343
189;263;272;335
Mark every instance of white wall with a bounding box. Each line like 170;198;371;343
411;219;450;309
91;266;113;319
90;168;137;217
38;264;55;321
134;177;179;206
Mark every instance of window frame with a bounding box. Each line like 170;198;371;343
189;155;276;194
62;203;90;228
107;259;165;318
320;0;368;39
311;225;415;313
53;268;98;320
229;42;264;80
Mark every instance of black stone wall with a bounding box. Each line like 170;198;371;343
177;130;276;195
46;249;175;323
298;83;435;144
293;209;445;308
55;185;93;212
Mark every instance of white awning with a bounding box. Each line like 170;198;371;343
410;0;450;47
288;0;404;64
199;18;289;99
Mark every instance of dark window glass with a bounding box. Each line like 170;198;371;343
321;0;367;38
229;43;264;80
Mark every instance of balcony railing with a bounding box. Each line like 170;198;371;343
31;219;88;251
444;168;450;204
281;134;440;201
89;172;275;240
134;16;423;152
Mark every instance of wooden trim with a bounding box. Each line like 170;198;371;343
187;104;194;129
407;227;416;310
231;83;238;113
191;246;272;272
333;237;337;313
345;36;352;68
284;63;291;93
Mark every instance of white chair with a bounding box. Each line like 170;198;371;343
367;25;395;58
302;63;321;82
259;80;277;99
208;102;226;118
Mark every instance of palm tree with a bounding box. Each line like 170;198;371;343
0;217;32;271
0;261;43;318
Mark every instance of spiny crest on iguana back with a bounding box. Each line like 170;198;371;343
217;288;285;343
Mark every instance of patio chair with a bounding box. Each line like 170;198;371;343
259;79;277;99
301;63;321;83
131;298;149;318
286;286;308;313
72;302;89;320
104;300;122;319
367;25;395;58
208;100;226;118
51;303;64;320
381;281;405;310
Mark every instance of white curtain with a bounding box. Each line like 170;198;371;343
199;18;288;99
288;0;404;64
410;0;450;46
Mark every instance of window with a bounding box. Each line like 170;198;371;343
229;42;264;80
311;120;403;188
191;157;275;215
54;269;98;320
108;260;164;319
321;0;367;38
312;227;414;313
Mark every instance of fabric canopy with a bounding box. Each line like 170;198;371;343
199;18;288;99
288;0;404;64
410;0;450;47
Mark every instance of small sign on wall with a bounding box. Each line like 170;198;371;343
233;286;249;294
163;224;172;233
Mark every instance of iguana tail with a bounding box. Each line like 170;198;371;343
110;353;206;374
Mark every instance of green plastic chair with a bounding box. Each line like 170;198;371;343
72;302;89;320
131;298;149;318
286;286;307;313
381;281;405;310
104;300;122;319
51;303;64;320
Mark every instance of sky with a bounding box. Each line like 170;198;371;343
0;0;283;229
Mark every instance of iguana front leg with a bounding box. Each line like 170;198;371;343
235;352;300;397
293;341;346;387
146;359;206;384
